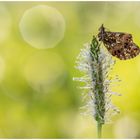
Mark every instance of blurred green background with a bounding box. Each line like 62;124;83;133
0;1;140;138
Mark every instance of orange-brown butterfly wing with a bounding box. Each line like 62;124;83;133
98;25;140;60
105;42;140;60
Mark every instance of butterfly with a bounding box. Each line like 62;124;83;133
98;24;140;60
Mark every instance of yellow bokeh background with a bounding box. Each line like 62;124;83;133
0;2;139;138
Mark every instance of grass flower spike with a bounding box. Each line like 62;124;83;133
74;36;120;138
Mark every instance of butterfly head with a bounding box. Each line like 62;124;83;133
98;24;105;32
98;24;106;41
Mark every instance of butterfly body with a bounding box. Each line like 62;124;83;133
98;24;140;60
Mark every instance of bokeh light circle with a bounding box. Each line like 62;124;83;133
23;51;66;93
19;5;65;49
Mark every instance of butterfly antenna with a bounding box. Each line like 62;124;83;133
100;24;110;32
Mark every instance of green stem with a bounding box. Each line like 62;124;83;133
97;122;102;138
